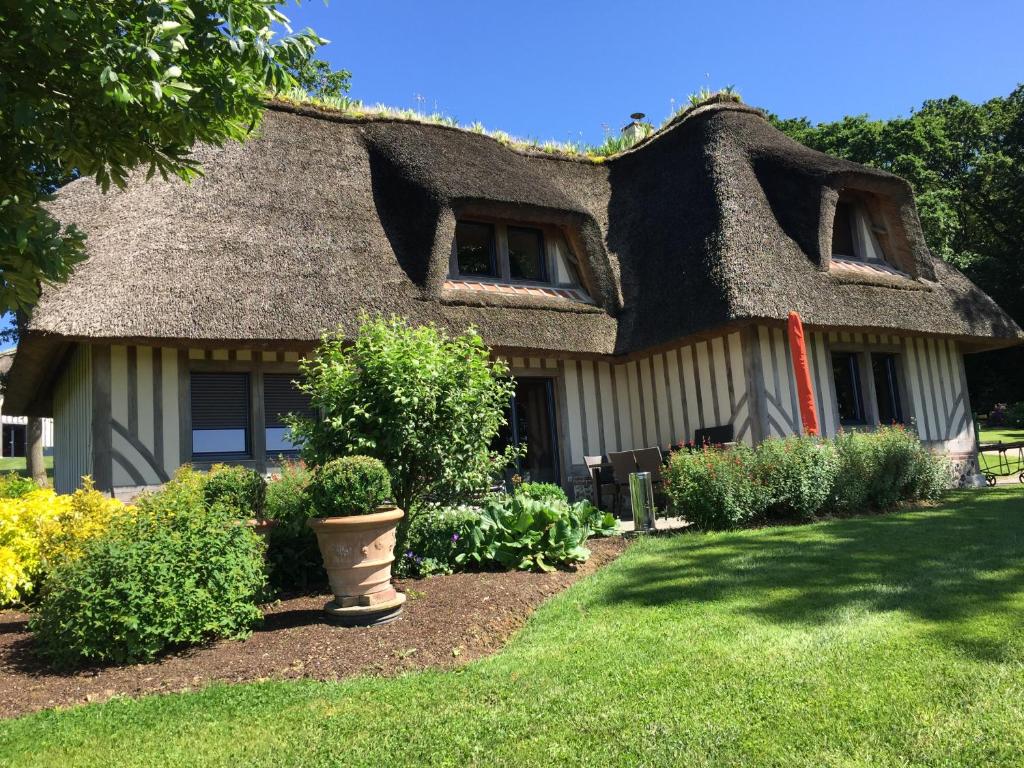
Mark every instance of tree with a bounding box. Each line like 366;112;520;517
288;316;518;549
771;86;1024;409
0;1;325;314
288;57;351;99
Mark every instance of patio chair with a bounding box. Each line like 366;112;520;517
584;455;615;510
607;450;638;518
694;424;735;449
633;446;664;486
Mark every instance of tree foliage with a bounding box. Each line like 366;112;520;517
772;86;1024;407
288;316;518;544
288;57;351;98
0;1;324;313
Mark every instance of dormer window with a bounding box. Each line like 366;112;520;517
831;195;887;263
451;218;583;289
455;220;498;277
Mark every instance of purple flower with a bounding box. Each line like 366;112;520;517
451;533;460;542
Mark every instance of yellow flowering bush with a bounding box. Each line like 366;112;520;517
0;478;130;606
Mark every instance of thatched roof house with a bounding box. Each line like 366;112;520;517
6;97;1020;496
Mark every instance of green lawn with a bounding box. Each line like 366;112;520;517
3;488;1024;767
0;456;53;479
977;427;1024;475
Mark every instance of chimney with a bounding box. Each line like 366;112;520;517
621;112;648;146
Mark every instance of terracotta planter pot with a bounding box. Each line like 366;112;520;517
308;505;406;625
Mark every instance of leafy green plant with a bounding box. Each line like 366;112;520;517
0;1;324;313
288;315;517;548
306;456;392;519
830;426;949;513
0;472;37;499
397;504;482;578
514;482;568;504
755;436;839;521
29;490;265;667
664;445;763;530
203;464;266;519
263;460;323;592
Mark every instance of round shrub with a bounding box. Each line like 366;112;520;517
514;482;568;504
307;456;391;518
664;446;762;530
754;436;839;521
203;463;266;519
29;491;265;667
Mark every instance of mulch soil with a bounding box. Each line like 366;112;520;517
0;537;626;719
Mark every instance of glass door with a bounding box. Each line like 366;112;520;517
497;377;560;485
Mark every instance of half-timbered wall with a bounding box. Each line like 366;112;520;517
753;326;974;451
507;329;751;478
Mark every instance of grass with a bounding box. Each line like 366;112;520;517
0;456;53;480
977;427;1024;475
3;488;1024;767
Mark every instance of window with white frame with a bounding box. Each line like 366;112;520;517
451;219;584;288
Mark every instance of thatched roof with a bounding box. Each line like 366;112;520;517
6;98;1020;414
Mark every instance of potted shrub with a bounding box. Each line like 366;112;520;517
306;456;406;625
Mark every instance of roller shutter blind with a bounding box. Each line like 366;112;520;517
264;374;314;427
191;372;250;456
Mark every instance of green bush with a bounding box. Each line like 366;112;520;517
1006;402;1024;428
397;504;482;578
398;496;617;577
263;460;323;592
307;456;391;518
755;436;839;521
286;315;518;549
514;482;568;504
0;472;37;499
30;490;266;667
664;445;762;530
830;426;948;513
203;463;266;519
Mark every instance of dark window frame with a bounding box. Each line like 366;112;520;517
190;371;253;460
831;351;867;426
263;372;314;458
506;225;548;282
185;358;313;472
454;220;498;278
871;352;905;426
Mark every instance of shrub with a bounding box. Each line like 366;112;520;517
397;504;482;578
514;482;568;504
30;490;265;667
0;472;37;499
1007;402;1024;428
287;315;518;548
307;456;391;518
263;460;323;591
203;464;266;519
830;426;948;513
754;436;839;521
0;480;129;606
398;496;617;577
664;445;762;530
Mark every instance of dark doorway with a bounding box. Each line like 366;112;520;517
2;424;26;458
497;378;561;485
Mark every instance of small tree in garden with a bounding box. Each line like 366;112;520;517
287;315;518;546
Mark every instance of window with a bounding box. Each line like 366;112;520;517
264;374;314;455
831;201;857;258
191;372;250;456
507;226;546;281
451;219;584;289
455;220;497;277
871;354;904;425
831;196;887;262
831;352;866;426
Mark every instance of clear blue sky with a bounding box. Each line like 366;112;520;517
284;0;1022;145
